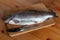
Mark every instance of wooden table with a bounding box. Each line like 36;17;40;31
0;0;60;40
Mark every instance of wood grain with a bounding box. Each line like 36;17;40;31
0;0;60;40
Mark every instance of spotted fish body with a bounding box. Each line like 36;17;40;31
4;10;56;26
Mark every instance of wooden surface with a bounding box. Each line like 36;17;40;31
0;0;60;40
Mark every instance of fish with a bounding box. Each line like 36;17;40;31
4;10;57;25
3;10;57;32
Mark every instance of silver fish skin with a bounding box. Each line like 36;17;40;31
4;10;56;26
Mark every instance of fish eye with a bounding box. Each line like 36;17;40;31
13;20;20;23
